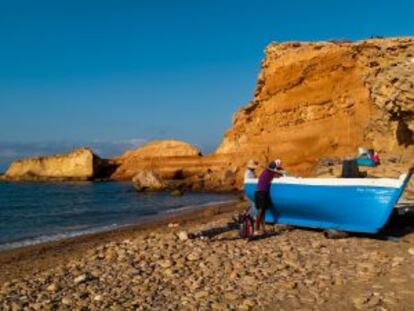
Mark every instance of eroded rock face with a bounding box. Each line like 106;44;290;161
2;148;109;181
216;37;414;176
360;39;414;151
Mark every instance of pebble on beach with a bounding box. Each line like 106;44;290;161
1;212;414;311
178;231;189;241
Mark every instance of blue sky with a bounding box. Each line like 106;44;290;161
0;0;412;170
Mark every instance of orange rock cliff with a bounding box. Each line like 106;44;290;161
215;37;414;174
113;37;414;189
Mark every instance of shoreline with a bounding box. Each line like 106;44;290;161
0;197;241;252
0;200;246;284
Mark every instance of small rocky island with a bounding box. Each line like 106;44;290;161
0;148;115;182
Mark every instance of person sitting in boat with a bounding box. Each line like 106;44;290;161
244;160;259;181
356;147;380;167
369;149;381;166
254;160;285;235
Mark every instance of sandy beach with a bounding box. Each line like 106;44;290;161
0;200;413;310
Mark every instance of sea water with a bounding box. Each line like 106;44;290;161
0;182;238;251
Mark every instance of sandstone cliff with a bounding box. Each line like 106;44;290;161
1;147;111;181
111;140;203;180
215;37;414;181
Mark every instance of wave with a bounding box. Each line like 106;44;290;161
0;224;121;252
0;198;239;252
161;199;239;214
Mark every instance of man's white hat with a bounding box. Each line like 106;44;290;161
246;160;259;169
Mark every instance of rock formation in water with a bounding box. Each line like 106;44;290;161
215;37;414;179
111;140;238;191
132;170;166;192
111;140;202;180
1;147;113;181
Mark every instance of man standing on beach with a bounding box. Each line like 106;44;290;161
244;160;259;220
254;160;284;234
244;160;259;181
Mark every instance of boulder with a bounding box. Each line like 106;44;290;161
132;170;165;191
169;189;184;196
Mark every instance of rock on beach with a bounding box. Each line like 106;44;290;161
1;209;413;311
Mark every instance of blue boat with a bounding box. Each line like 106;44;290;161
244;172;413;233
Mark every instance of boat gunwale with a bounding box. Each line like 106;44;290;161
244;174;407;189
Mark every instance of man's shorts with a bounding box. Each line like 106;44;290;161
254;191;272;211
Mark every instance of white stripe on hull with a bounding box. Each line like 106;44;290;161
244;174;407;189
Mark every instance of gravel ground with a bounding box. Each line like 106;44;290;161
1;204;414;311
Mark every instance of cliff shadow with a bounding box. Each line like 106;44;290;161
396;118;414;147
93;157;120;180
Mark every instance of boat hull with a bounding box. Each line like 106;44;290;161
244;175;410;233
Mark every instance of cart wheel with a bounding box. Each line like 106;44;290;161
324;229;349;239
